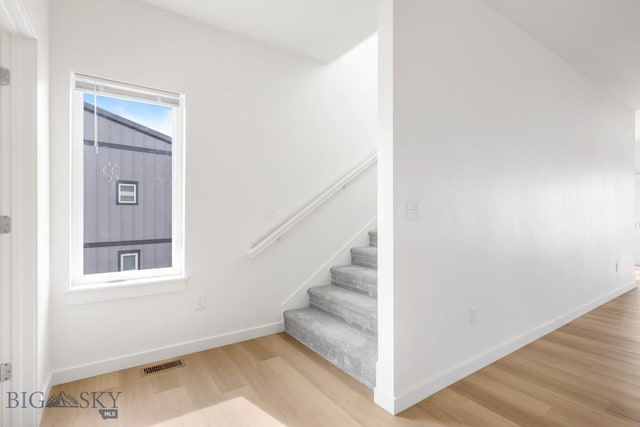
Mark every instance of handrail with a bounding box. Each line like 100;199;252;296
247;153;378;258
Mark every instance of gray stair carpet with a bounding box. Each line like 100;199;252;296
351;246;377;269
330;265;377;297
309;285;377;336
284;229;378;389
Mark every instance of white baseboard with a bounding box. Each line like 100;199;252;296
373;386;395;414
281;217;377;313
36;372;54;424
386;282;637;415
49;321;284;387
40;372;53;399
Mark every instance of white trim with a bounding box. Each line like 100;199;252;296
281;217;377;312
73;266;183;286
247;153;377;258
373;386;395;415
119;251;139;271
49;321;284;386
0;0;35;38
381;283;637;415
0;31;12;427
36;372;53;424
74;73;181;107
117;182;137;205
14;35;38;426
1;33;39;427
66;275;188;305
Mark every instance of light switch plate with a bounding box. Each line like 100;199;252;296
405;201;421;222
0;216;10;234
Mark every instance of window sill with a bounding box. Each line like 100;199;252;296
66;275;188;305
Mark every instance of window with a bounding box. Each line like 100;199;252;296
71;74;185;287
116;180;138;205
119;250;140;271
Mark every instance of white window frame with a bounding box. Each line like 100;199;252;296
70;73;186;288
117;180;138;205
119;251;140;271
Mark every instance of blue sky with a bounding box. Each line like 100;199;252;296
84;93;174;137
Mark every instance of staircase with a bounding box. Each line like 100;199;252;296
284;230;377;388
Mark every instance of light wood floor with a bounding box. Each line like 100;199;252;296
42;285;640;426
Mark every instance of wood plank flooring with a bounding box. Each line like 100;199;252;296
41;285;640;426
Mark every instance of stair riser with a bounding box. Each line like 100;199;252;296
284;314;376;389
351;252;377;269
331;271;377;298
309;294;377;337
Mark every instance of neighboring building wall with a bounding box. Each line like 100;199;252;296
82;104;172;273
377;0;635;414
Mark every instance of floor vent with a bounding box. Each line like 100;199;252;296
142;359;184;376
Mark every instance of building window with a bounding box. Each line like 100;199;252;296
71;73;185;286
116;180;138;205
118;250;140;271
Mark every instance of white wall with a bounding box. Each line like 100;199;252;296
19;0;52;396
374;0;395;411
376;0;635;414
635;111;640;265
49;0;376;380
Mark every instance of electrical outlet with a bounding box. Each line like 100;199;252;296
406;200;421;222
196;296;206;311
469;306;478;325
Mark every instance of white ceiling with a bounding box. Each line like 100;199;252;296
139;0;640;109
482;0;640;110
138;0;377;63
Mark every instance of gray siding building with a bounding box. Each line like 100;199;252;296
83;102;172;274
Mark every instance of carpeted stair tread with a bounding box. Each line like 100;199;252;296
283;307;377;388
308;285;377;336
351;246;377;269
330;264;377;297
